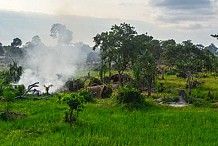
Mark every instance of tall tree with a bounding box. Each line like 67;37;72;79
25;35;43;48
50;23;73;45
163;40;205;95
9;60;23;83
159;39;176;79
131;34;157;96
93;23;137;85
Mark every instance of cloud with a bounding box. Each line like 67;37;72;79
178;23;204;30
149;0;218;30
152;0;212;10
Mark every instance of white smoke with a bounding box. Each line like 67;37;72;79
18;43;86;93
17;23;92;93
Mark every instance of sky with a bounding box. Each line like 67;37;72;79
0;0;218;46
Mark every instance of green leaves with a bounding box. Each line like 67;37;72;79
61;93;84;124
93;23;137;84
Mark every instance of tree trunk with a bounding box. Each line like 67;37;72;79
187;71;192;96
148;83;152;97
160;69;165;80
108;61;112;78
148;81;152;97
118;71;122;86
99;68;103;82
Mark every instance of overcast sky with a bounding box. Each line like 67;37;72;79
0;0;218;46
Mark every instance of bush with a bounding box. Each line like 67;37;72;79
78;88;93;103
0;112;8;121
88;77;102;86
15;84;25;96
185;96;209;107
62;93;84;124
156;82;165;92
165;69;177;75
116;87;143;107
0;85;3;96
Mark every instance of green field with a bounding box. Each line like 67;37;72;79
1;74;218;146
0;98;218;145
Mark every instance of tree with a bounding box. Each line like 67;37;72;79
159;39;176;79
26;35;42;47
9;60;23;83
50;23;73;45
211;34;218;39
62;93;84;125
0;42;4;56
131;34;158;96
201;49;218;72
86;52;100;64
11;38;22;48
93;23;137;85
162;40;205;95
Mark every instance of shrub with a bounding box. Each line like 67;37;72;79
156;82;165;92
165;69;177;75
185;96;209;107
62;93;84;124
3;86;16;113
15;84;26;96
116;87;143;108
78;88;93;103
88;77;102;86
0;85;3;96
0;112;8;121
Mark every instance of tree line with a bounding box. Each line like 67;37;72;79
93;23;218;96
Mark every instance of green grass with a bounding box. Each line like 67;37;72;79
0;97;218;146
0;74;218;145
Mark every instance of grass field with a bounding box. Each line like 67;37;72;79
0;97;218;146
0;74;218;146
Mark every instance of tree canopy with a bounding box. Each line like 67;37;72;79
50;23;73;45
11;38;22;48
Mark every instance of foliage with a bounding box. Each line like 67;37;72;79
78;88;94;103
185;96;209;107
0;85;2;96
93;23;137;85
2;86;16;118
211;34;218;39
132;45;157;96
162;40;216;95
116;87;143;108
24;35;43;48
15;84;25;96
8;61;23;83
0;111;8;121
88;77;102;86
61;93;84;124
50;23;73;45
11;38;22;48
0;81;218;145
0;42;4;55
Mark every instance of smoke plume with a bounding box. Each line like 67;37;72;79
18;24;91;93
